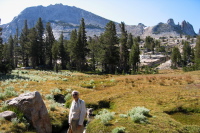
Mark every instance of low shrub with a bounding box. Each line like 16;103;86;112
95;109;115;125
64;93;71;101
119;114;128;118
11;118;20;126
51;88;61;94
127;106;151;124
130;113;148;123
45;94;54;100
112;127;126;133
62;78;68;81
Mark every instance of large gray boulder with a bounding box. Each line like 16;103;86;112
7;91;52;133
0;111;17;121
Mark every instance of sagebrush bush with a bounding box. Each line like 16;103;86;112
130;113;148;123
112;127;126;133
0;93;6;100
62;78;68;81
11;118;20;126
127;106;150;124
4;86;18;97
45;94;54;100
51;88;61;94
64;93;71;101
119;114;128;118
95;109;115;125
128;106;150;117
0;117;6;124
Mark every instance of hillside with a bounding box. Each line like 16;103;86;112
0;70;200;132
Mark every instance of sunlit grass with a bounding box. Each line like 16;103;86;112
0;69;200;132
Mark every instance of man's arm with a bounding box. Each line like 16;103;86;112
78;100;86;125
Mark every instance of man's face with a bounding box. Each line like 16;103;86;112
72;92;79;99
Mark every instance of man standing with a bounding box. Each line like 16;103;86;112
68;91;86;133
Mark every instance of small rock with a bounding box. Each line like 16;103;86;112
0;111;17;121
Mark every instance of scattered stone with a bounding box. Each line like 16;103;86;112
0;111;17;121
7;91;52;133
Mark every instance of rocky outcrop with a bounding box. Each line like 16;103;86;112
199;29;200;35
7;91;52;133
0;111;17;121
167;18;175;26
181;20;196;36
142;19;196;38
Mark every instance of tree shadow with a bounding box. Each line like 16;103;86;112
0;74;30;81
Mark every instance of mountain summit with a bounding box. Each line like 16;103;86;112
1;4;110;41
0;4;198;42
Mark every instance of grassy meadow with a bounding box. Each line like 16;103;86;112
0;69;200;133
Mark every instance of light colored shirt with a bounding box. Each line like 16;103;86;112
68;99;86;125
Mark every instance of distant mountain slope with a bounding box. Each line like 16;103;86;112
142;19;197;38
0;4;198;42
1;4;111;41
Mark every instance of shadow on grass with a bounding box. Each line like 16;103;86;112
0;74;30;81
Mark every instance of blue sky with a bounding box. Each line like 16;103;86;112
0;0;199;33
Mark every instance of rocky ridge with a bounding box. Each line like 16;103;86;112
0;4;198;42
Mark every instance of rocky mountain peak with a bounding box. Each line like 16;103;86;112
167;18;175;26
181;20;196;36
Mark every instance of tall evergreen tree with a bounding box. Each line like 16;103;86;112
13;28;20;68
58;32;66;69
19;20;29;66
171;47;181;68
8;36;14;68
88;36;100;71
102;21;119;73
195;36;200;69
36;17;45;66
45;22;55;68
129;42;140;73
76;18;89;71
68;29;77;69
0;25;3;62
127;33;133;49
119;22;128;73
182;41;191;66
52;41;59;72
27;28;38;68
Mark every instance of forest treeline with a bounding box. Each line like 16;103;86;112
1;17;200;74
0;18;140;74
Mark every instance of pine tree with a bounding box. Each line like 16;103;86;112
127;33;133;49
68;29;77;69
27;28;38;68
19;20;29;67
102;21;119;73
119;22;128;73
13;28;20;68
45;22;55;68
36;17;45;66
58;32;66;69
0;25;3;62
0;25;4;73
129;42;140;73
88;36;99;71
171;47;181;68
8;36;14;68
52;41;59;73
195;36;200;69
76;18;89;71
182;41;191;66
